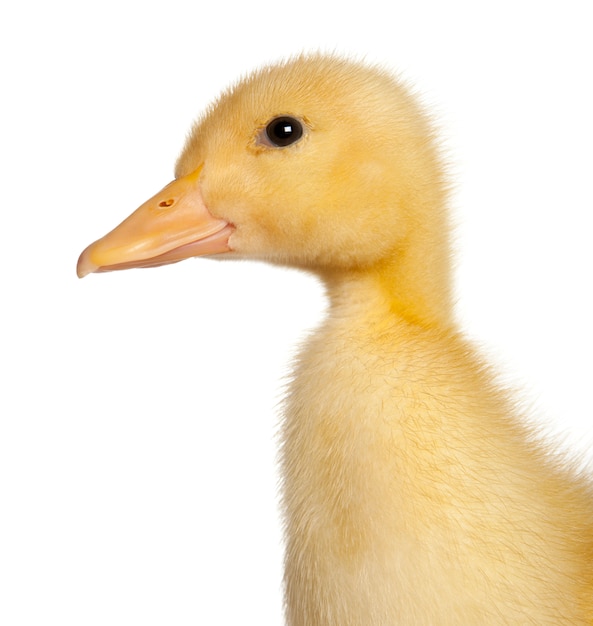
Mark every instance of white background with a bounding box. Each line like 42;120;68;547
1;1;592;624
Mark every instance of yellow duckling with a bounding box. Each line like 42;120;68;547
78;55;593;624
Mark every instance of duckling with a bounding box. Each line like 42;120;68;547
77;55;593;624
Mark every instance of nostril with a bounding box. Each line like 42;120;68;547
159;199;175;208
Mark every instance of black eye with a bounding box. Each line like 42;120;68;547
265;116;304;147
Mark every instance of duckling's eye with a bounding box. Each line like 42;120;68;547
264;116;304;147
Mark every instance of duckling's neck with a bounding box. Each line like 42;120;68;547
322;244;454;332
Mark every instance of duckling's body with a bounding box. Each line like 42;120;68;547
284;273;593;624
78;55;593;624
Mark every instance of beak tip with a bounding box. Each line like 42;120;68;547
76;247;97;278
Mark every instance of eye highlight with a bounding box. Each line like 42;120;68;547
261;116;304;148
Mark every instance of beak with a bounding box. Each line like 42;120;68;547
77;166;233;278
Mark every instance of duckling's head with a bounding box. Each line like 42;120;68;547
78;55;452;324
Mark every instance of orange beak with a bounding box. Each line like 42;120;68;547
76;166;233;278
